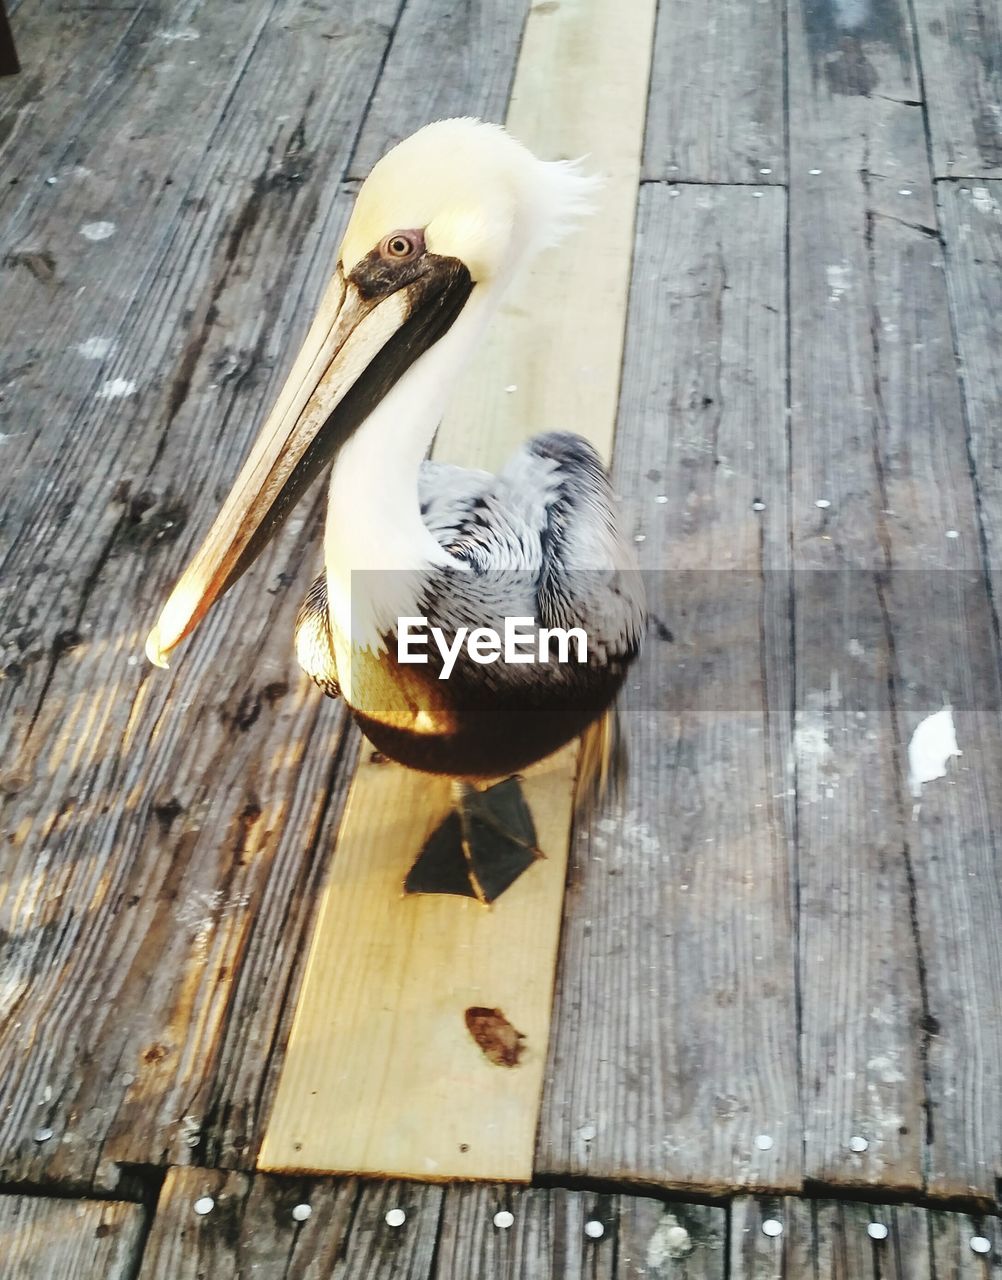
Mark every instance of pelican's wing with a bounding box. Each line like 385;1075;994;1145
497;431;646;661
417;460;494;549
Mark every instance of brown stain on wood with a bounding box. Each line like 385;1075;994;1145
464;1007;526;1068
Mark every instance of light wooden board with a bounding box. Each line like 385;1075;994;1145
730;1198;1002;1278
535;183;799;1193
0;1193;144;1280
912;0;1002;179
347;0;530;181
642;0;785;183
0;0;399;1191
259;0;657;1181
790;1;1002;1203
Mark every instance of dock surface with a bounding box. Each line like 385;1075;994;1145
1;0;1001;1273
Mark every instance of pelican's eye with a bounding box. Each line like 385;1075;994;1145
379;231;421;261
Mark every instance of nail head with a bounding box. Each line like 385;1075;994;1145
192;1197;214;1216
868;1222;888;1240
385;1209;406;1228
493;1210;514;1229
762;1219;783;1237
585;1220;605;1240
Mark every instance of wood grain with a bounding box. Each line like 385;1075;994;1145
730;1198;1000;1278
0;0;398;1191
789;0;934;1195
790;2;1002;1193
642;0;785;182
536;183;798;1193
347;0;530;180
138;1169;727;1279
135;1166;443;1279
0;1194;144;1280
259;0;657;1182
912;0;1002;178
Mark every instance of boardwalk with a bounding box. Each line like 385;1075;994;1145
2;0;1002;1274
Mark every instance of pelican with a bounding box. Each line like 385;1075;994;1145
146;118;645;903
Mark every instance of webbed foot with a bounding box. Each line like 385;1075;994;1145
404;778;543;904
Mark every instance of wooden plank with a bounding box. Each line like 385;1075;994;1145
791;3;1002;1197
938;183;1002;609
912;0;1002;179
788;0;931;1195
0;1194;144;1280
0;0;195;216
536;183;798;1193
259;0;657;1182
730;1198;1000;1278
642;0;785;183
136;1166;443;1279
348;0;530;181
435;1184;727;1278
434;1184;616;1279
0;0;399;1191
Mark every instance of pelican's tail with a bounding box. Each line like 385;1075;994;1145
575;702;628;822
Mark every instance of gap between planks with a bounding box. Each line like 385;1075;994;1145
257;0;658;1182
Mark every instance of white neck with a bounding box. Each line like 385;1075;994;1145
323;285;495;647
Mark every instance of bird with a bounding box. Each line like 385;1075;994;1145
146;118;646;903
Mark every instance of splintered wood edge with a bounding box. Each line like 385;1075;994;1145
258;0;657;1181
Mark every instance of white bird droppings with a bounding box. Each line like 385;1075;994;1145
849;1135;869;1152
97;377;137;400
158;27;200;41
292;1204;312;1222
815;498;831;509
868;1222;889;1241
385;1209;406;1228
970;1236;992;1255
762;1219;783;1237
192;1197;214;1216
77;337;114;360
493;1210;514;1229
80;221;116;241
908;706;962;798
754;1134;774;1150
584;1220;605;1240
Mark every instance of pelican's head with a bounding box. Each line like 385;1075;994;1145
145;119;597;669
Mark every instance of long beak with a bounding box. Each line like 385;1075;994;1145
145;253;472;669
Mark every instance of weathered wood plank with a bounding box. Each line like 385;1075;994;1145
536;183;798;1194
791;4;1002;1193
0;0;202;220
912;0;1002;179
434;1184;615;1279
730;1198;1000;1278
0;1194;144;1280
139;1171;729;1279
348;0;530;180
0;0;399;1192
136;1166;444;1279
435;1184;727;1278
938;182;1002;594
259;0;657;1183
642;0;785;183
790;0;946;1195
